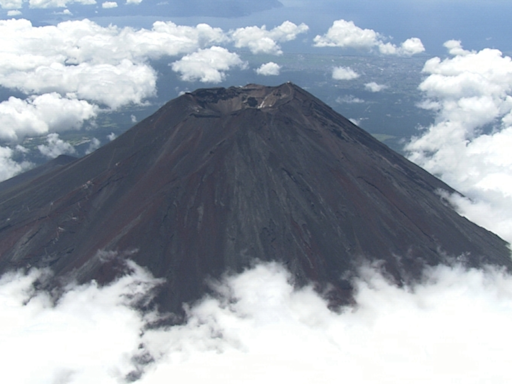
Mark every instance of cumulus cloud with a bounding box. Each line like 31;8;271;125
401;37;425;55
0;261;162;384
0;19;227;109
0;93;97;141
314;19;424;56
0;0;22;8
124;21;227;59
171;47;246;83
4;61;157;109
314;20;378;50
406;41;512;243
230;21;308;55
336;95;364;104
1;261;512;383
378;37;425;56
57;8;71;14
255;62;281;76
102;0;117;7
332;66;359;80
38;133;76;158
365;82;387;92
7;9;21;15
0;145;32;181
85;137;101;154
0;16;242;180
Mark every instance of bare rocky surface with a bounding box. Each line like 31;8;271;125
0;83;510;315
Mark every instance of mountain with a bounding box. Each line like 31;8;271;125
0;83;510;315
0;155;76;195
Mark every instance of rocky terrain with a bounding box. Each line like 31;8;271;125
0;83;510;315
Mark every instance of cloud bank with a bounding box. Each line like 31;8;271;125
1;260;512;383
0;18;309;111
314;19;425;56
0;261;162;383
0;18;312;181
0;19;231;109
0;145;31;181
230;21;309;55
0;93;97;142
406;41;512;243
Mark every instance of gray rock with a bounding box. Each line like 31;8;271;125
0;83;510;316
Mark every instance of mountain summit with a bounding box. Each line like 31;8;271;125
0;83;510;313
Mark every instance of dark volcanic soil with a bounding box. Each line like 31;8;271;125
0;83;510;314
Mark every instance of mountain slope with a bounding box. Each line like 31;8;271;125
0;83;510;313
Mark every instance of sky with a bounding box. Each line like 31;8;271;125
1;0;512;383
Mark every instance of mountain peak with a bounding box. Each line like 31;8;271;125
185;82;298;114
0;83;510;316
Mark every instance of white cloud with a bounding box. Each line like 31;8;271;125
0;19;227;109
123;21;227;59
379;37;425;56
443;39;469;56
85;137;101;154
2;261;512;383
314;19;379;50
0;93;97;142
125;0;142;3
406;41;512;243
336;95;364;104
400;37;426;56
0;261;162;384
7;9;21;14
365;82;387;92
349;117;364;126
107;132;117;141
171;46;246;83
332;66;359;80
255;62;281;76
38;133;76;158
314;19;424;56
102;0;117;7
0;0;23;8
28;0;95;8
230;21;309;55
1;61;158;109
0;146;32;181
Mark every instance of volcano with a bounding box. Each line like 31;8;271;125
0;83;510;313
